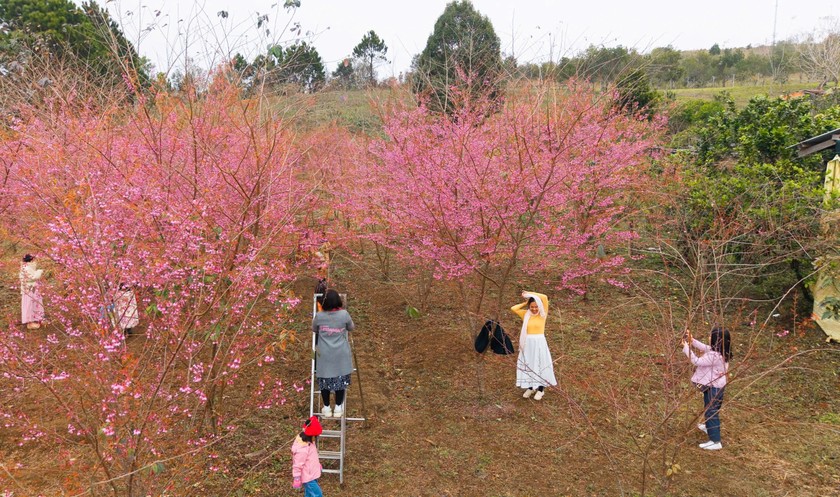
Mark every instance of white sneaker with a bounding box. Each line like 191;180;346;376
697;424;707;434
533;390;545;400
333;404;344;418
320;405;332;417
522;388;534;399
699;441;722;450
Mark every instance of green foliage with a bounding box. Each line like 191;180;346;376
352;30;387;86
263;41;325;92
674;95;840;299
668;97;727;136
0;0;148;85
150;461;165;475
332;58;356;89
647;46;684;86
818;412;840;424
615;68;660;117
577;45;640;86
413;0;503;114
696;96;840;166
517;57;577;81
518;41;797;90
680;50;716;87
405;305;422;319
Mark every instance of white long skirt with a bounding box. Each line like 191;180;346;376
516;334;557;389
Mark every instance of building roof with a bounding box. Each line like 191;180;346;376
792;128;840;158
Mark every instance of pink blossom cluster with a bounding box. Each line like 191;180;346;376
338;83;663;299
0;77;317;492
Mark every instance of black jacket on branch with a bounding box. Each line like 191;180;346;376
475;320;514;355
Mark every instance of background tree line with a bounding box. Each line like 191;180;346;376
516;36;839;90
3;0;839;98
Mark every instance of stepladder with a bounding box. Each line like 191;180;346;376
310;293;365;484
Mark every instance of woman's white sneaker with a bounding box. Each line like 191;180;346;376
699;441;722;450
320;405;332;417
333;404;344;418
697;424;707;434
533;390;545;400
522;388;534;399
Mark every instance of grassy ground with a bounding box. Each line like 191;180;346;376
1;212;839;497
273;80;825;132
668;82;823;106
196;250;840;497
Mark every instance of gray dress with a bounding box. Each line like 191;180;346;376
312;309;355;390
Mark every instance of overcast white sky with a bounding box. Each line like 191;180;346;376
91;0;838;77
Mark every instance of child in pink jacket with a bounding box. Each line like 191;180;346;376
683;326;731;451
292;416;323;496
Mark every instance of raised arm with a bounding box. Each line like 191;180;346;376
691;338;711;352
522;291;549;315
510;302;528;319
683;342;718;367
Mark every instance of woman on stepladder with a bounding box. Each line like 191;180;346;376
682;326;732;451
511;291;557;400
312;289;355;418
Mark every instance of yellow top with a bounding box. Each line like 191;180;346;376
511;292;549;335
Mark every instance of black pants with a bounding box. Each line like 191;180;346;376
321;389;345;406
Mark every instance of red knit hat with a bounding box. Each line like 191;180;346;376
303;415;322;437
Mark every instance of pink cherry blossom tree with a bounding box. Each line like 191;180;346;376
0;72;317;494
340;83;664;328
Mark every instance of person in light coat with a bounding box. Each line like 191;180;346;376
113;283;139;335
19;254;44;329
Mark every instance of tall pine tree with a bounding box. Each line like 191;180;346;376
413;0;503;114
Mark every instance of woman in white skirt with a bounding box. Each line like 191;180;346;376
19;254;45;330
511;291;557;400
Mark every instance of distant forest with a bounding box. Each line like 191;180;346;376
513;41;839;90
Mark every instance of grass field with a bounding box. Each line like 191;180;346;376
292;81;828;128
668;81;824;106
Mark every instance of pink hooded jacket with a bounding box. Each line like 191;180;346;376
683;338;729;389
291;436;322;483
